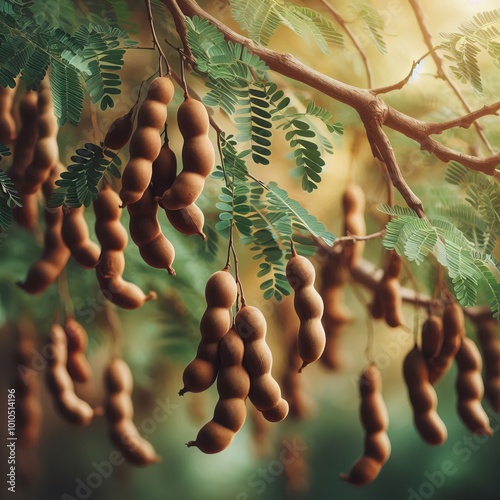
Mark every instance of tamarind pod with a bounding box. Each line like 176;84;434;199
166;204;206;239
95;221;128;251
23;83;59;194
127;186;175;274
151;139;177;197
248;374;282;411
380;279;405;328
243;342;273;375
261;398;289;423
62;206;100;269
403;347;448;445
96;275;157;309
428;303;465;384
340;364;391;486
217;366;251;399
7;91;38;189
103;109;134;150
18;206;70;294
421;316;444;360
385;251;402;280
0;84;17;144
342;185;366;269
110;420;161;466
13;193;39;229
286;255;326;370
64;317;91;383
105;392;134;422
119;77;174;206
105;358;134;394
186;421;234;454
476;319;500;412
159;96;214;210
93;183;123;221
213;398;247;433
96;249;125;279
204;270;238;308
45;324;96;426
455;337;493;435
179;341;220;396
371;290;385;319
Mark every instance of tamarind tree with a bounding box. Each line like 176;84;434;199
0;0;499;499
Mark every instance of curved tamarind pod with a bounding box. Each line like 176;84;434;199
127;186;175;274
0;84;17;144
179;269;237;395
455;337;493;435
23;82;59;194
320;251;350;370
421;315;443;360
187;329;250;454
152;139;207;239
476;318;500;412
94;184;157;308
105;358;161;466
64;317;91;383
342;185;366;269
62;206;100;269
103;108;134;150
158;96;214;210
45;324;96;425
286;255;326;371
12;319;42;446
235;305;288;422
403;346;448;445
428;302;465;384
119;77;175;206
340;364;390;485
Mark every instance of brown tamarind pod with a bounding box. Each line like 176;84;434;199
8;91;38;190
62;206;101;269
421;315;443;361
158;95;214;210
235;305;288;422
476;318;500;412
17;172;70;294
340;364;391;485
64;317;91;383
105;358;161;466
23;82;59;194
455;337;493;435
0;84;17;144
45;324;96;425
187;329;250;454
119;77;175;206
12;319;42;446
342;185;366;270
152;138;206;239
286;255;326;371
403;346;448;445
94;184;157;309
428;302;465;384
179;269;237;395
127;186;175;274
103;108;134;150
320;251;350;370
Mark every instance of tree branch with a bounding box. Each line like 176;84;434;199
162;0;193;62
171;0;500;188
408;0;495;154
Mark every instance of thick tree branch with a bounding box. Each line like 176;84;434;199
408;0;495;154
170;0;500;188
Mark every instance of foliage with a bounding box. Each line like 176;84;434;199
440;9;500;94
48;142;122;208
350;1;387;54
380;204;500;317
0;0;136;124
186;16;343;192
231;0;343;54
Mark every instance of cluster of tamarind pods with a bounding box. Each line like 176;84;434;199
2;79;499;487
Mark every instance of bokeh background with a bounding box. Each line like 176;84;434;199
1;0;499;499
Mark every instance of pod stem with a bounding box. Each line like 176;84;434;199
144;0;171;75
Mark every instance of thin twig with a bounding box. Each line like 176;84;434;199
145;0;171;74
319;0;373;88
